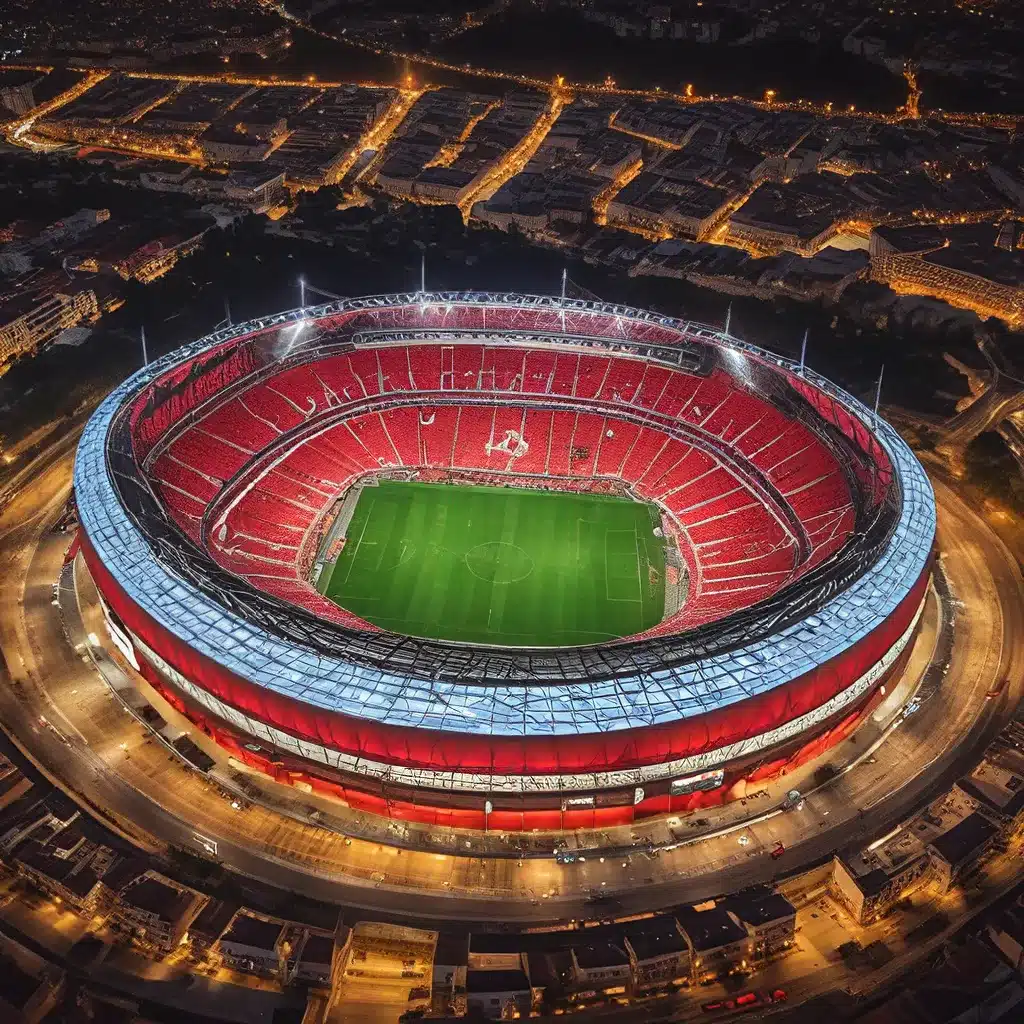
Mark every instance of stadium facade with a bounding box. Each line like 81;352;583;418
75;293;935;830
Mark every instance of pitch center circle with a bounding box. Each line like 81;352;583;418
464;541;534;584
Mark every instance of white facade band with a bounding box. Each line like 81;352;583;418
130;589;924;797
98;593;141;672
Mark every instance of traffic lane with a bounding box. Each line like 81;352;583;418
0;427;81;540
934;476;1024;686
2;452;1021;924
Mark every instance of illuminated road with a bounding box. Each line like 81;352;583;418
0;423;1020;925
260;1;1019;131
456;90;566;220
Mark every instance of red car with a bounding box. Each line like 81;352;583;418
701;990;787;1013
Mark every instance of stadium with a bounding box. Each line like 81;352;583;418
74;292;936;832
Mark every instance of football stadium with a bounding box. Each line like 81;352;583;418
74;292;936;831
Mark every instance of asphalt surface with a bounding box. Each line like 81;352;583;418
0;427;1021;927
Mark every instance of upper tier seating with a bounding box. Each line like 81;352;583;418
141;343;859;636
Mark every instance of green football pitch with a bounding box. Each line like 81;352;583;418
320;481;666;647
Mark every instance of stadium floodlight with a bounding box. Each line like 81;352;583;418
140;324;148;367
413;240;427;295
298;276;306;309
798;329;809;375
721;344;749;381
279;319;307;359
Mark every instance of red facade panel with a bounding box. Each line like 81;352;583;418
82;531;928;779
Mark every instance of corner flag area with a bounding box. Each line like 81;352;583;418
321;481;666;647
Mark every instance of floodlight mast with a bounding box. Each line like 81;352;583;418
798;328;809;375
140;324;148;367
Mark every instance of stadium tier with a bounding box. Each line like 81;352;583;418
75;293;935;829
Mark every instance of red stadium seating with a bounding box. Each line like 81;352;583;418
140;341;859;634
513;409;551;474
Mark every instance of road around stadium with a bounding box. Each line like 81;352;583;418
0;419;1020;927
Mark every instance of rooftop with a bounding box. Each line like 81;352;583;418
621;918;688;960
853;867;893;899
190;898;239;942
959;760;1024;819
573;941;630;970
928;812;998;867
924;244;1024;290
100;856;146;894
120;876;194;922
844;794;964;881
417;166;474;188
143;84;251;125
221;914;283;952
15;841;99;897
230;87;317;124
722;892;796;928
300;934;335;966
730;173;854;240
434;932;470;967
53;76;174;123
466;968;531;994
676;906;747;952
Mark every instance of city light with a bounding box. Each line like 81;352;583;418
0;7;1021;1018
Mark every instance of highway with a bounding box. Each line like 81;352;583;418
0;423;1021;927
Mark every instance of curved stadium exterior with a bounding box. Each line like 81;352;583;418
75;293;936;830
